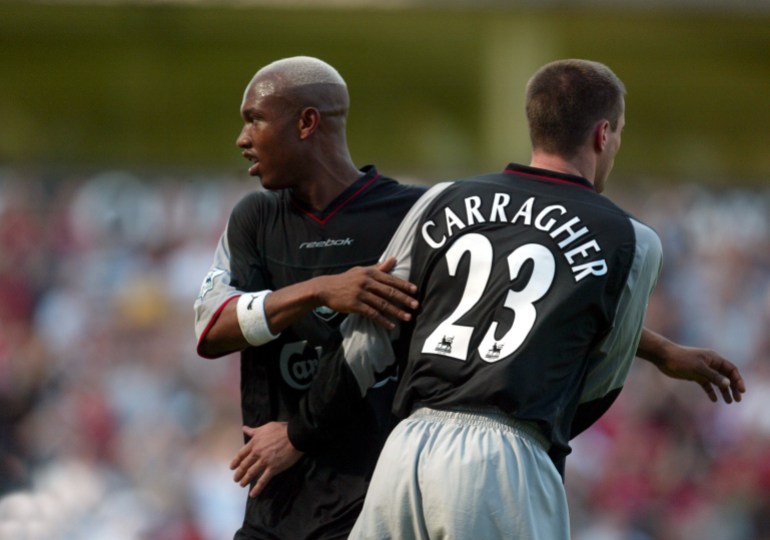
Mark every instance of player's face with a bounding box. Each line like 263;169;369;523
236;79;302;190
594;104;625;194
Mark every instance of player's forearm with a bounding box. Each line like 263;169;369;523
261;277;326;335
635;327;674;366
198;278;325;357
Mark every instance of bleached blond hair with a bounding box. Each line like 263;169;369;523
256;56;347;89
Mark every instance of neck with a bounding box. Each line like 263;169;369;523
529;151;595;185
291;155;362;212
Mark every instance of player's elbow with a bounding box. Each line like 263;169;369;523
196;330;244;359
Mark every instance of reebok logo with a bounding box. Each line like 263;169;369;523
299;238;355;249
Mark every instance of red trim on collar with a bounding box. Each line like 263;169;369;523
504;168;595;192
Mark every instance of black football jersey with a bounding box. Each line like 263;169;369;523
289;163;662;467
194;165;426;539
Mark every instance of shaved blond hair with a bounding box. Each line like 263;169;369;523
256;56;347;88
246;56;350;118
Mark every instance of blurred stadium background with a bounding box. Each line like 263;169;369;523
2;1;770;538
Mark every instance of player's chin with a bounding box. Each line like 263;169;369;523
250;168;267;183
259;176;284;191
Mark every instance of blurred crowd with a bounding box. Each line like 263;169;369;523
1;168;769;540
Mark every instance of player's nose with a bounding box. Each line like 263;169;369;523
236;125;251;148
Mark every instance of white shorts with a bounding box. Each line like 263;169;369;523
349;407;569;540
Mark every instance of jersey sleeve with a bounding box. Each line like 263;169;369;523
287;182;454;453
193;194;269;358
193;225;242;357
570;218;663;437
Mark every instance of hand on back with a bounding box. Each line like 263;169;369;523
317;257;419;330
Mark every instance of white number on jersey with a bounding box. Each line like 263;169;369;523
421;233;556;363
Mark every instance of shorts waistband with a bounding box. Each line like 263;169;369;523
410;406;551;452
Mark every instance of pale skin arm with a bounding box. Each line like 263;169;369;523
198;257;418;357
636;328;746;404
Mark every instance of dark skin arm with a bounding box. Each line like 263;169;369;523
201;257;417;496
232;422;301;498
198;257;418;358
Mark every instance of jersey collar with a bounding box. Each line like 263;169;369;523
295;165;381;225
504;163;596;192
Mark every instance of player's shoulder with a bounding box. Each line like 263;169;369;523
226;188;285;234
404;181;456;212
359;168;429;214
588;197;662;270
593;196;660;244
231;187;282;214
430;170;511;196
368;169;428;200
415;172;506;208
628;216;663;260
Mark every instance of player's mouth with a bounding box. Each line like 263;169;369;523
243;153;260;176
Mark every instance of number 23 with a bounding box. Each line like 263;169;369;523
421;233;555;363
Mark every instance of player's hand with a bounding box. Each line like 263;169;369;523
230;422;304;498
316;256;419;330
652;345;746;404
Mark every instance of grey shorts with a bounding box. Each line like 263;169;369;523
349;407;569;540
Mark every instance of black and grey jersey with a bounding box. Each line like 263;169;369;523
289;163;662;466
194;165;426;539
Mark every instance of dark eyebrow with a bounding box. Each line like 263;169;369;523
241;107;262;119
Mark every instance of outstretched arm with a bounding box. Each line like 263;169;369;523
636;328;746;403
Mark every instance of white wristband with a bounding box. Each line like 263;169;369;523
236;290;280;347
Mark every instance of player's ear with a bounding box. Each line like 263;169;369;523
593;120;610;152
298;107;321;140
